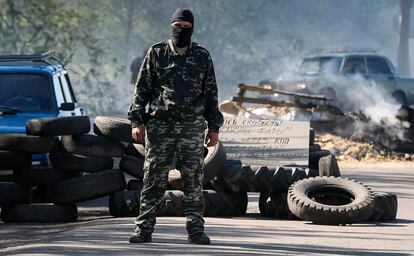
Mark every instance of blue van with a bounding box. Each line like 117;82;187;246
0;51;87;165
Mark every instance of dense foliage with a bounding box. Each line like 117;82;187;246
0;0;399;116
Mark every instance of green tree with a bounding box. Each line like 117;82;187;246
0;0;122;115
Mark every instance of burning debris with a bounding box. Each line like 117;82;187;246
220;83;414;161
316;133;414;162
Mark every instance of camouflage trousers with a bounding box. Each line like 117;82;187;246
134;117;206;235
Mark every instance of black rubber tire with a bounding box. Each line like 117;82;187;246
60;134;125;158
214;190;248;216
259;192;270;216
13;168;78;185
26;116;91;137
0;182;31;206
203;190;240;217
211;160;243;192
309;150;331;169
127;179;143;191
309;128;315;146
259;192;298;219
306;169;320;178
318;155;341;177
203;141;226;183
0;150;32;170
269;167;292;193
168;169;182;190
125;143;145;158
288;176;374;225
49;152;114;172
269;167;306;194
213;163;308;193
1;204;78;222
271;193;298;220
164;142;227;187
367;192;398;222
93;116;132;143
0;134;59;153
109;190;141;217
158;190;184;216
51;169;126;204
309;144;321;152
0;174;13;182
158;190;247;217
31;185;54;203
119;155;144;179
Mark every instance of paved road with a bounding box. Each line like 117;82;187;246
1;163;413;255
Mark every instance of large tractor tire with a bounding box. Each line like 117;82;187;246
288;176;374;225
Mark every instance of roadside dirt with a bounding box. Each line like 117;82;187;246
316;132;414;163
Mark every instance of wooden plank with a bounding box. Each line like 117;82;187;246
231;96;317;108
238;83;331;101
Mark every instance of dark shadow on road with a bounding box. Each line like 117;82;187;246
1;219;411;256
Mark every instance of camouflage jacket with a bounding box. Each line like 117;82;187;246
128;39;223;133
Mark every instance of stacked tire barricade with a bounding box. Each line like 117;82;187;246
0;116;127;222
0;116;398;225
208;129;341;220
211;128;398;224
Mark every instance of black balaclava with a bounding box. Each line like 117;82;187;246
170;8;194;47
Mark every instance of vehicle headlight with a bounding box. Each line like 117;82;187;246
297;83;307;89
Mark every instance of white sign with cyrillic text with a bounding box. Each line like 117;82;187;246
219;118;309;166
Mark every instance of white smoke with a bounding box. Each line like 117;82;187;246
328;74;401;125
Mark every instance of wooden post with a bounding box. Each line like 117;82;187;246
236;83;246;107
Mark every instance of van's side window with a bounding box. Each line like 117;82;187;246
59;75;73;103
53;74;65;105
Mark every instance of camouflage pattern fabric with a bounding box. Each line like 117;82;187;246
135;117;206;234
128;39;223;132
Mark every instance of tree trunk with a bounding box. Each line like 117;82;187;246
398;0;412;76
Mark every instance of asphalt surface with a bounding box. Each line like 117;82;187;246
1;163;413;255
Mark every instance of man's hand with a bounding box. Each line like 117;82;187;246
132;125;145;144
205;131;219;146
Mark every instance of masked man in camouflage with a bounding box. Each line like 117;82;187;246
128;8;223;244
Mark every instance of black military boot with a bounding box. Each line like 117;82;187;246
129;230;152;243
188;231;211;244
